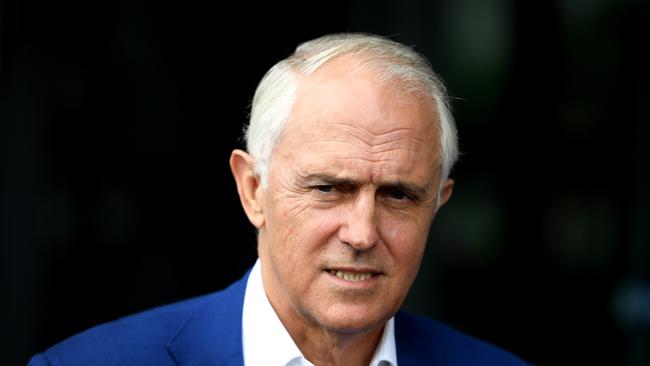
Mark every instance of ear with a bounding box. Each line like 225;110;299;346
230;149;265;229
436;178;454;210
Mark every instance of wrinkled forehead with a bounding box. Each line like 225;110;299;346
270;59;443;181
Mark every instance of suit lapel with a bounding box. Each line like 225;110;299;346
394;312;447;366
167;270;251;366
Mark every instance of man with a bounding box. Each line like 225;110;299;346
29;33;530;365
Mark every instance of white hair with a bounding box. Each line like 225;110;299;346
245;33;459;191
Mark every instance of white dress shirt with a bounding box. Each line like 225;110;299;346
242;259;397;366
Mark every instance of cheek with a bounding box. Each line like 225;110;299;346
268;200;342;257
292;210;342;248
384;224;400;243
379;212;430;266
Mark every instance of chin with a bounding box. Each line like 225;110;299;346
314;307;391;335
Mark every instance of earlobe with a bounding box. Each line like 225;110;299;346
229;149;265;228
437;179;454;210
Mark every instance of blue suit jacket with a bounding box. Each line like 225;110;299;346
28;270;530;365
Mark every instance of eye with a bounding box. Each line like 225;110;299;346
316;185;333;193
389;190;407;200
387;189;418;202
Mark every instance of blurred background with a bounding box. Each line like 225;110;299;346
1;0;648;364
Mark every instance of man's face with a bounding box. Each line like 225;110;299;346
255;59;451;335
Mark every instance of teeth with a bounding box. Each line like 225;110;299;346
332;270;373;281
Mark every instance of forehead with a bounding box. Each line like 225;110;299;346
294;56;436;129
294;56;435;123
273;58;442;185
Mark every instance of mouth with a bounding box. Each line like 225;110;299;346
327;268;381;282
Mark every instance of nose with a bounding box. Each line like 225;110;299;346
337;191;379;251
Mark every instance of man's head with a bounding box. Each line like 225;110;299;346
231;33;457;336
245;33;458;189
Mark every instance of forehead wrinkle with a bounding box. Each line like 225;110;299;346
293;126;433;162
301;139;425;159
316;155;431;184
325;120;421;138
317;121;432;148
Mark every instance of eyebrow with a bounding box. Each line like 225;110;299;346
297;172;429;197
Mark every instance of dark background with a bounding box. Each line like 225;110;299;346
2;0;649;365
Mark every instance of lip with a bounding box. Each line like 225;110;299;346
327;267;382;274
324;267;383;288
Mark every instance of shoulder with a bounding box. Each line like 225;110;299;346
30;275;247;366
32;293;214;366
395;312;531;366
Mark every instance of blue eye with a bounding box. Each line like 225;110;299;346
317;185;333;193
390;191;407;200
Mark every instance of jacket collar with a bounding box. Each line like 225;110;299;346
394;311;447;366
167;270;250;366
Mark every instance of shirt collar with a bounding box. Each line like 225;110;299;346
370;317;397;366
242;258;397;366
